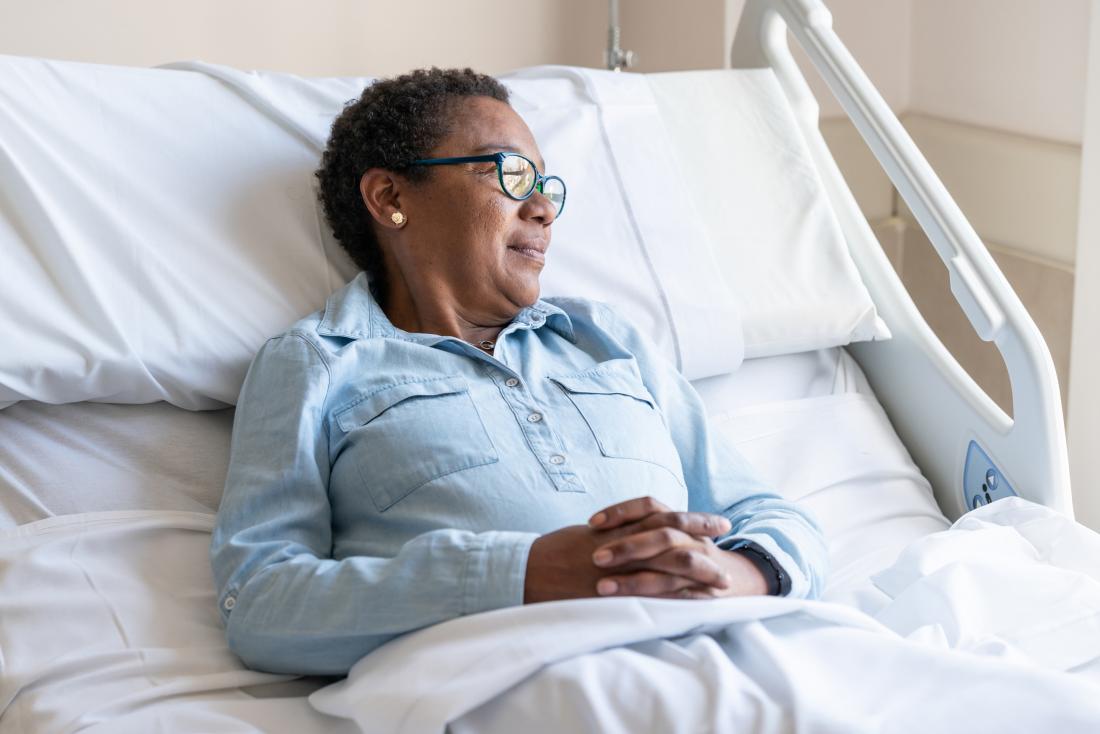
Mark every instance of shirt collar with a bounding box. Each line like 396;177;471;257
316;271;575;343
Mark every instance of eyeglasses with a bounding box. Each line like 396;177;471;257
410;152;566;218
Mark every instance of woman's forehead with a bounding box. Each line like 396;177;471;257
443;97;545;169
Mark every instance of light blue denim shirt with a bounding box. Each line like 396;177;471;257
211;271;828;675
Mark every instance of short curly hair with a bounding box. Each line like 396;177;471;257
315;67;511;305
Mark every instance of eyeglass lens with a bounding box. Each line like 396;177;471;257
500;155;564;214
539;177;565;213
501;155;536;198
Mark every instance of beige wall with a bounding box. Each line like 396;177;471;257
791;0;1091;142
911;0;1091;145
1068;2;1100;530
790;0;913;117
0;0;602;77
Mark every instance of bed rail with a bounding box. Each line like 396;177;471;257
729;0;1072;520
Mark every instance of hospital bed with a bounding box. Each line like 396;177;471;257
1;0;1097;731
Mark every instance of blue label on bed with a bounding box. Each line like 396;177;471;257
963;440;1017;510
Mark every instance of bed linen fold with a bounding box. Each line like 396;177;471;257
310;498;1100;733
2;501;1097;733
0;511;356;734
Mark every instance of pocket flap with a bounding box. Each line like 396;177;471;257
548;359;656;407
335;375;470;432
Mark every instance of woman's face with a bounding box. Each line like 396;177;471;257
386;96;558;320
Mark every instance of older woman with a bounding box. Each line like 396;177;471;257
211;68;827;676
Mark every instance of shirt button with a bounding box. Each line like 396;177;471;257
505;378;520;387
527;412;543;423
223;596;236;611
549;454;566;465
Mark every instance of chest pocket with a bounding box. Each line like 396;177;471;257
334;376;499;512
549;359;685;486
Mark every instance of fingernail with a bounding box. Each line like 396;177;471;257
593;549;612;565
589;512;607;527
721;572;732;588
597;579;618;595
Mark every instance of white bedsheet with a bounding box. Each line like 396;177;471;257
0;401;233;528
0;511;355;734
712;390;951;614
311;498;1100;733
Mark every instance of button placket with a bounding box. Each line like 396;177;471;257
492;371;583;493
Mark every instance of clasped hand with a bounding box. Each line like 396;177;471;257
523;496;768;604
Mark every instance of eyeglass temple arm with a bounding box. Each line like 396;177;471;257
410;154;503;166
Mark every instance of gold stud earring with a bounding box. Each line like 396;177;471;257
391;211;406;226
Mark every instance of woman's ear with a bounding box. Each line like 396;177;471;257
359;168;406;229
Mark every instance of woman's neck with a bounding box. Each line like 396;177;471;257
382;274;507;348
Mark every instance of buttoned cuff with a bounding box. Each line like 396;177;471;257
461;530;540;616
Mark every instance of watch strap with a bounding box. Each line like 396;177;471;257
730;540;791;596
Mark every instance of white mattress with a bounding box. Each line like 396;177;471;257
0;401;233;527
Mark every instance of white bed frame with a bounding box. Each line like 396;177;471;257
731;0;1073;521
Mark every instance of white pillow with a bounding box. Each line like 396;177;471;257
648;69;891;358
0;55;362;410
500;66;743;380
0;57;746;410
0;58;884;410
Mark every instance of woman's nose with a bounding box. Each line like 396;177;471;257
522;189;558;225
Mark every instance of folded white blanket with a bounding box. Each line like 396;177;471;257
310;498;1100;733
1;501;1097;733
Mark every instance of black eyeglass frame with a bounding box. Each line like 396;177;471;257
409;152;566;216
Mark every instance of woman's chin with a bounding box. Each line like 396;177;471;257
502;277;542;310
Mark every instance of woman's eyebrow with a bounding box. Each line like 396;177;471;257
473;144;546;172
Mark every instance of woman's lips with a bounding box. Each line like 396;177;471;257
507;245;546;264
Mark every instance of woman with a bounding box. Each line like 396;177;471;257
211;67;828;676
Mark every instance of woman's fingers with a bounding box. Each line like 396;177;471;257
645;546;732;589
594;570;698;597
593;526;691;565
652;584;723;600
592;529;731;590
588;498;731;540
637;511;731;539
587;496;671;530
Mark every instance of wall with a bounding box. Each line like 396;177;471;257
0;0;599;77
1068;2;1100;531
910;0;1090;145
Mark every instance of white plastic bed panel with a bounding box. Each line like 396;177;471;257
732;0;1073;521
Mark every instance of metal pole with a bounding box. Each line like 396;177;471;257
605;0;636;72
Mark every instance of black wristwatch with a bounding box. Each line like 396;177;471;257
730;541;791;596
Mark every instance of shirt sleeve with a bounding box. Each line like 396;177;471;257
592;304;829;599
210;333;538;676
